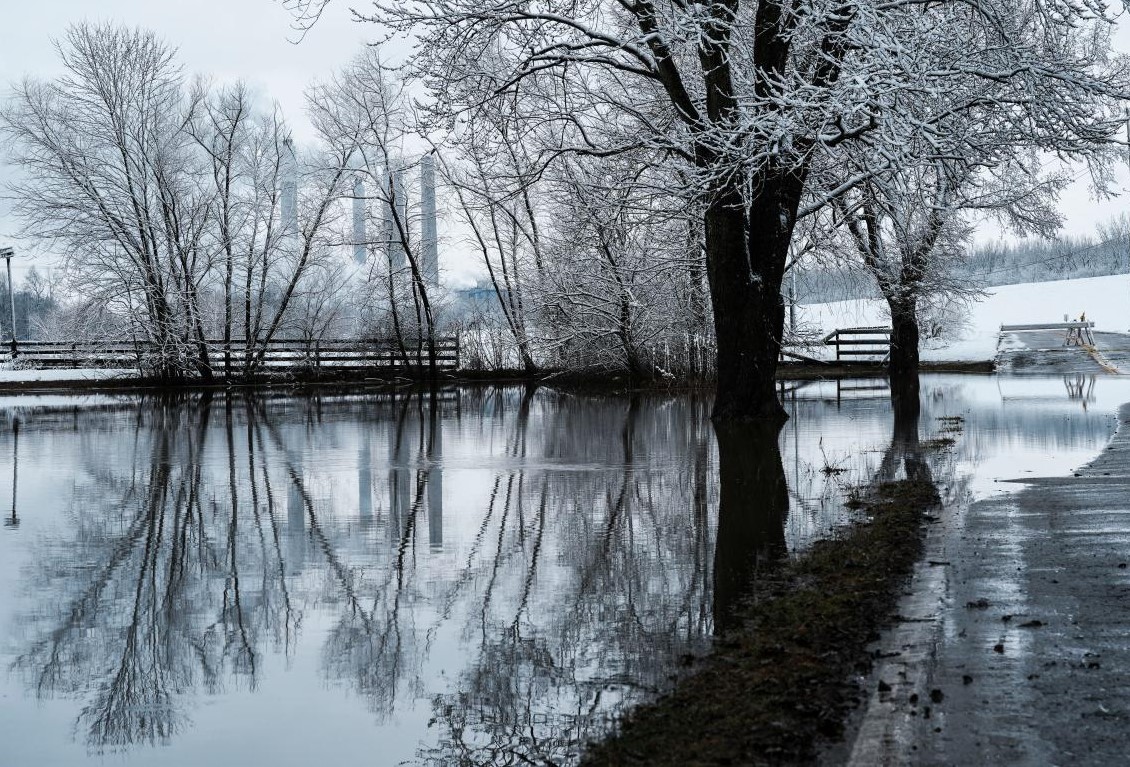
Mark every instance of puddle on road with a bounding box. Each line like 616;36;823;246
0;374;1124;766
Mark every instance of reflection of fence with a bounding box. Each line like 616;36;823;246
822;327;891;362
999;322;1095;347
1064;373;1096;402
6;337;460;374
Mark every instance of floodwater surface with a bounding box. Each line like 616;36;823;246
0;374;1126;766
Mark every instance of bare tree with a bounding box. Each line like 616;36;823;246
307;50;442;376
2;24;357;381
285;0;1130;420
186;82;353;377
186;80;255;376
439;117;542;373
2;24;218;379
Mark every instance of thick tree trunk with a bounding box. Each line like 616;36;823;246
888;297;920;396
704;186;790;423
888;300;929;482
712;420;788;636
519;346;537;375
704;168;804;422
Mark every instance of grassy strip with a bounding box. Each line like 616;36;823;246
582;479;941;766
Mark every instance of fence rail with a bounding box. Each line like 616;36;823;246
999;321;1095;346
822;326;892;362
4;337;460;375
999;322;1095;332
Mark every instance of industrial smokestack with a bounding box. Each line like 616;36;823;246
393;169;408;247
420;154;438;288
281;137;298;235
352;175;366;264
382;169;403;272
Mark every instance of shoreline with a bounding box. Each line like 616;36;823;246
0;360;995;396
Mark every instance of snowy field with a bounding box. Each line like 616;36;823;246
797;274;1130;363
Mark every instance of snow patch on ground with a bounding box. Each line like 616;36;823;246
798;274;1130;362
0;365;129;383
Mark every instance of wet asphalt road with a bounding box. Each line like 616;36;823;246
916;404;1130;766
998;330;1130;375
846;403;1130;766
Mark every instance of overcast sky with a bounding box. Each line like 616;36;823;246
0;0;379;283
2;1;1130;285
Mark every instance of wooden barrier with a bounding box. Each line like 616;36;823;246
999;321;1095;347
822;327;891;362
5;337;461;375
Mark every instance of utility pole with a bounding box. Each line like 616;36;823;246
0;247;15;359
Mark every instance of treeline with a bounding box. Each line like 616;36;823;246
961;236;1129;287
793;231;1130;305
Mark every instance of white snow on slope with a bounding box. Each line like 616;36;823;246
798;274;1130;362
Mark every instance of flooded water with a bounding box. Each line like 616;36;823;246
0;374;1127;766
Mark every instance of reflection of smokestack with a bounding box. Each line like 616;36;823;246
388;420;411;540
281;137;298;235
287;477;306;573
427;407;442;550
352;175;366;264
420;154;438;288
359;439;372;523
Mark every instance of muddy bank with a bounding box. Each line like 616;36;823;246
581;479;941;766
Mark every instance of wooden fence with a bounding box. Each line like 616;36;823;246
822;326;892;362
5;337;460;375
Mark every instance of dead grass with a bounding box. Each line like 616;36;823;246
581;479;940;766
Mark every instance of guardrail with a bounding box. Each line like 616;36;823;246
999;321;1095;346
822;326;891;362
4;337;461;375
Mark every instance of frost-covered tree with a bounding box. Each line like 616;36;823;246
285;0;1130;420
3;23;353;380
2;24;213;378
539;157;708;377
307;50;445;373
810;0;1115;394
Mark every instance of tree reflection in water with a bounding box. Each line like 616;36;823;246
5;381;957;765
2;376;1109;763
8;389;726;761
421;391;719;765
11;395;302;750
711;422;789;638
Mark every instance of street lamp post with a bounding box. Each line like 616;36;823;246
0;247;16;358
